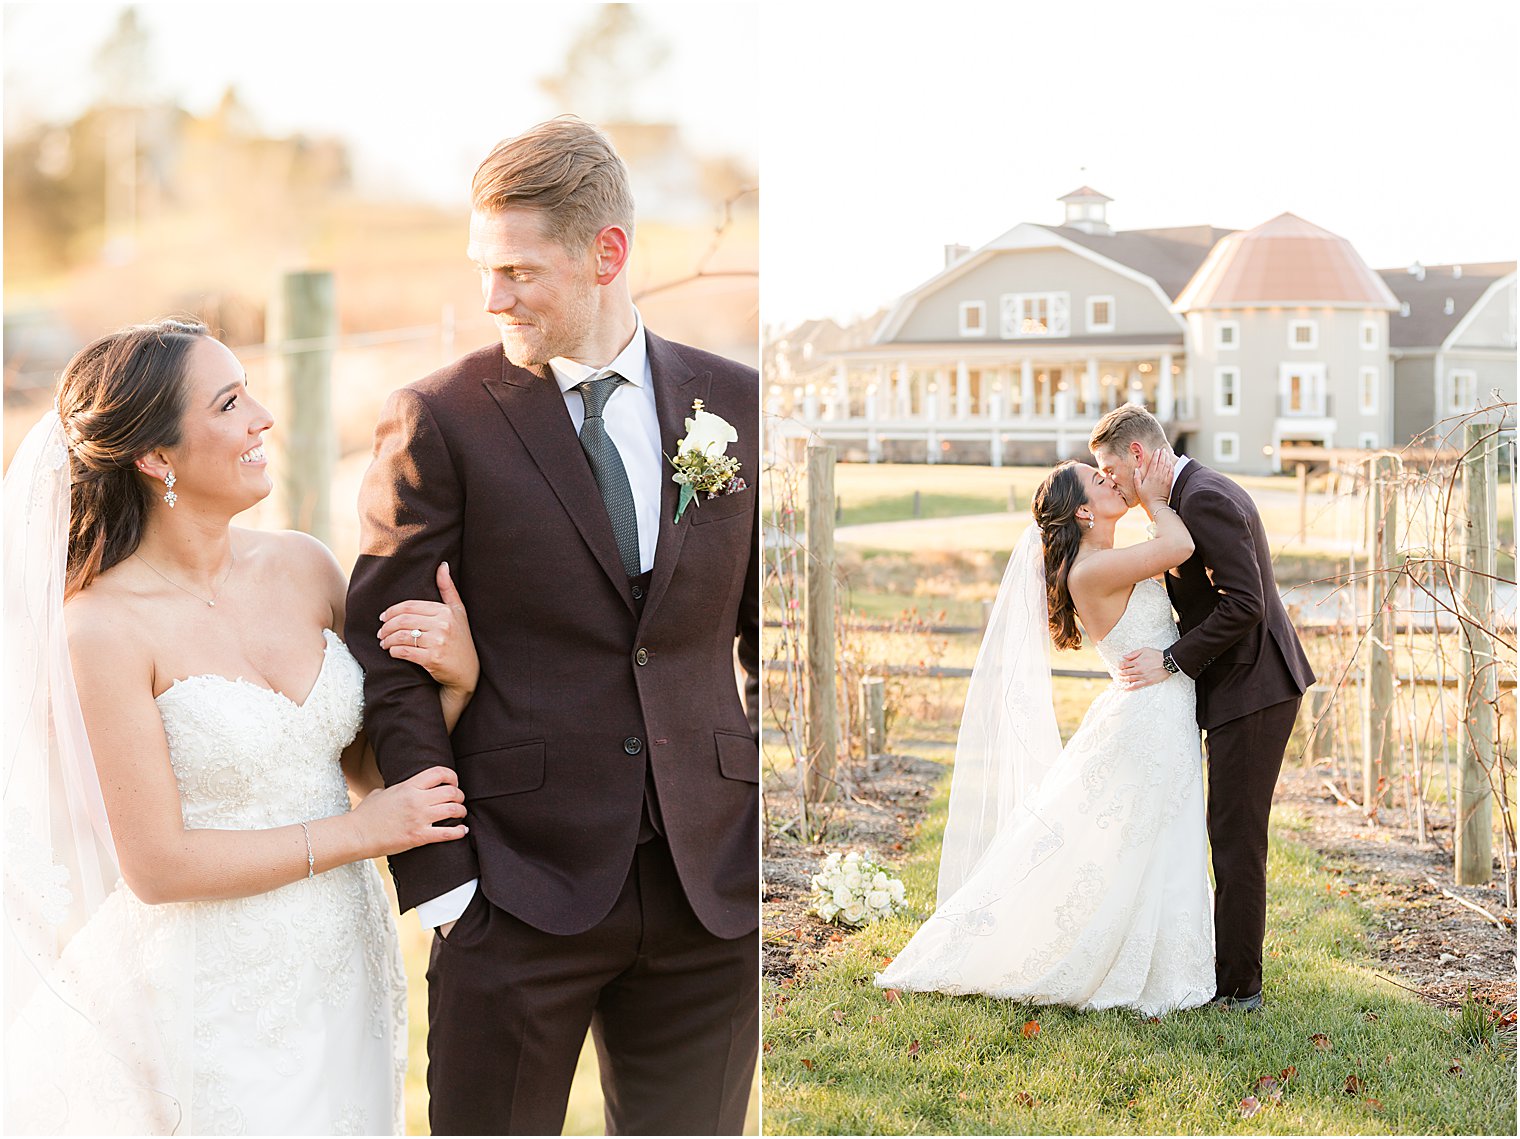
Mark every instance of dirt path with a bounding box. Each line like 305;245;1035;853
1274;766;1516;1009
763;758;1517;1016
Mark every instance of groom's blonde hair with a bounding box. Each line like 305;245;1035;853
1089;405;1168;456
471;116;636;253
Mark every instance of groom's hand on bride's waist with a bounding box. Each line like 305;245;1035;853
1118;648;1169;690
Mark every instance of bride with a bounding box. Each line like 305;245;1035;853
5;319;478;1134
876;449;1215;1017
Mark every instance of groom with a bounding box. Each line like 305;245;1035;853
347;118;759;1134
1090;406;1314;1011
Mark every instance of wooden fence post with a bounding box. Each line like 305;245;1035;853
805;445;838;803
861;676;886;771
275;270;335;543
1364;455;1396;811
1456;424;1496;884
1296;462;1308;544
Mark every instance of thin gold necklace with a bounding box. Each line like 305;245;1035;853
133;547;236;608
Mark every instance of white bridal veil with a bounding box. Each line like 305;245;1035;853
935;523;1065;904
4;412;191;1133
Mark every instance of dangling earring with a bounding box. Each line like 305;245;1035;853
162;471;178;509
1087;518;1094;530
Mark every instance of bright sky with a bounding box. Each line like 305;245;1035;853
758;0;1519;329
2;0;759;204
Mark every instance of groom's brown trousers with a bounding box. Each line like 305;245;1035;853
1204;695;1301;1000
424;832;757;1136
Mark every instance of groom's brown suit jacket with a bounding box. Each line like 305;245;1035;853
345;332;759;940
1164;460;1315;729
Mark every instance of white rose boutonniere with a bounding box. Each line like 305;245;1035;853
668;399;746;524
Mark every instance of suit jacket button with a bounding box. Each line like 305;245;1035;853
635;647;649;666
630;584;645;599
623;736;643;755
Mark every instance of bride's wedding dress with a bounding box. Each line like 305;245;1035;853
877;578;1214;1017
6;630;406;1135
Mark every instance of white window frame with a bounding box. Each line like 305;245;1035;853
1358;431;1379;450
959;300;986;337
1447;369;1477;413
1214;366;1241;415
1214;432;1240;463
1216;320;1240;350
1000;292;1070;338
1288;319;1318;349
1360;320;1378;350
1359;366;1379;415
1279;362;1328;417
1085;294;1115;333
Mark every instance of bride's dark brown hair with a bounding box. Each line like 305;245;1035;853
56;318;209;598
1031;460;1090;651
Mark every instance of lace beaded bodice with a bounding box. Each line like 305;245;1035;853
7;628;407;1135
1094;578;1186;679
155;629;362;830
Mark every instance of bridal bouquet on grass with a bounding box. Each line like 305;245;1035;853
808;851;907;927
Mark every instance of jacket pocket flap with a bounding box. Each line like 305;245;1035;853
459;740;546;799
688;488;752;525
715;729;758;783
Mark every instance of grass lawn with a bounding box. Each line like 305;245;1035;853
762;782;1517;1135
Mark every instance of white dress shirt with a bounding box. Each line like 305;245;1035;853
416;308;663;932
1170;452;1191;493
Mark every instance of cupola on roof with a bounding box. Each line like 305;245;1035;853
1174;212;1400;310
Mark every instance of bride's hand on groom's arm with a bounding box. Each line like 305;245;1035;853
348;766;469;858
378;561;478;732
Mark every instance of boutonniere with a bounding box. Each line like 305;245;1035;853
668;399;746;524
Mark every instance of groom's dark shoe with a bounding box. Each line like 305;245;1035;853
1213;991;1264;1012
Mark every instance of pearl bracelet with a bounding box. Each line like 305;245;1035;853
299;821;315;879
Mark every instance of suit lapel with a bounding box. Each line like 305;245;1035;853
482;354;637;616
1166;459;1210;586
640;331;707;622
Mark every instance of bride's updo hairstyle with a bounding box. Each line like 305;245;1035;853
56;318;209;598
1031;460;1089;651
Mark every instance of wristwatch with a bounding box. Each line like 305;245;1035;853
1161;649;1181;675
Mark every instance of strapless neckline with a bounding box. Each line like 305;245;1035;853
1094;578;1166;647
155;627;342;711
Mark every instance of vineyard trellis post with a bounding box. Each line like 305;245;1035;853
1456;422;1497;885
804;444;839;804
1364;454;1396;811
275;269;336;543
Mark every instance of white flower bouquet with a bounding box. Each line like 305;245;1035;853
807;851;907;927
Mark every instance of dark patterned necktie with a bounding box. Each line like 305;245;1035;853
576;373;641;578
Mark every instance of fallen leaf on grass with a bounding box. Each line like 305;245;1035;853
1014;1092;1036;1108
1310;1032;1332;1050
1280;1066;1298;1082
1448;1059;1464;1077
1365;1098;1384;1111
1239;1096;1262;1118
907;1039;921;1060
1146;1016;1161;1024
881;957;894;967
1021;1020;1041;1039
831;1010;846;1024
1256;1076;1282;1103
800;1058;814;1071
762;1041;773;1054
1363;1010;1380;1022
828;933;843;943
1344;1074;1365;1096
957;1092;969;1102
883;988;901;1003
869;1015;884;1025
